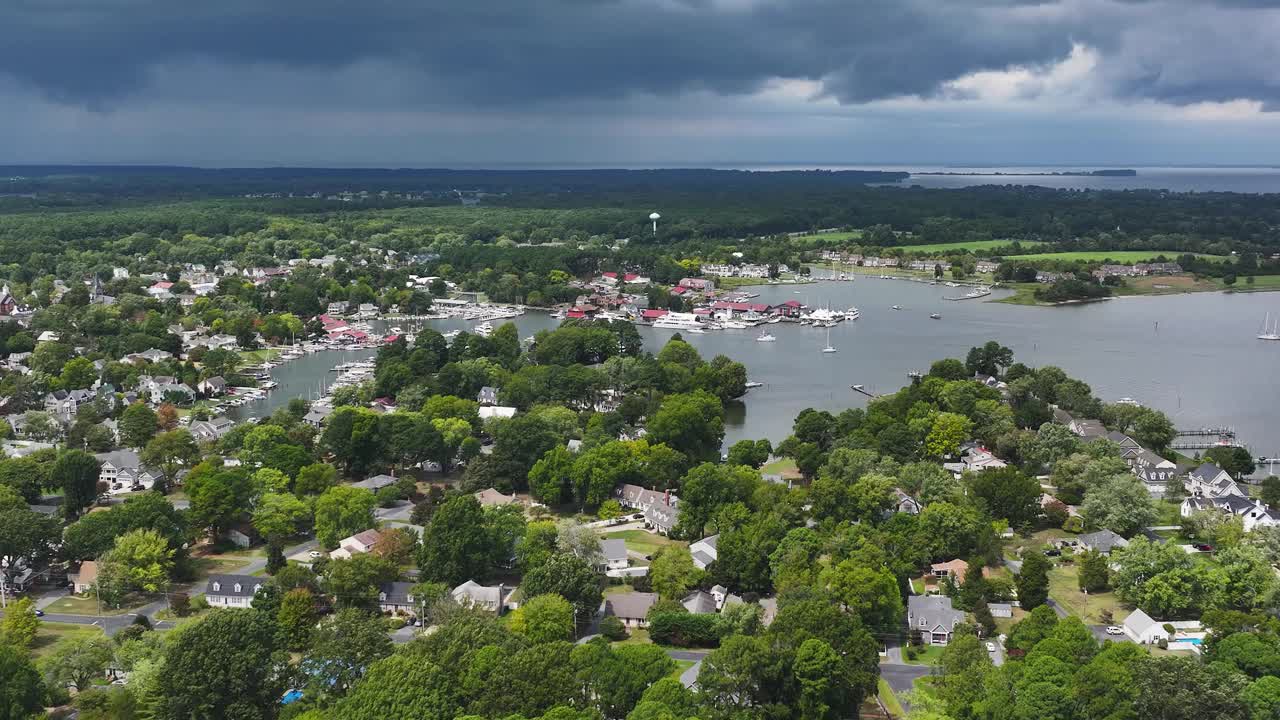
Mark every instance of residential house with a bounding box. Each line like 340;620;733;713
95;449;160;494
189;416;235;443
44;388;96;424
1131;449;1178;495
892;489;923;515
476;386;499;406
303;404;333;428
1185;462;1246;499
227;523;260;548
677;278;715;292
378;581;420;616
600;538;630;572
975;260;1001;274
1107;431;1143;460
1182;495;1280;533
478;406;517;420
1122;609;1168;645
614;484;681;535
147;281;175;299
69;561;98;594
351;474;398;492
1068;418;1107;439
689;534;719;570
1076;529;1130;555
0;285;18;315
206;574;265;608
198;377;227;397
329;529;382;560
475;487;517;507
450;580;511;614
908;595;967;646
930;559;969;584
605;592;660;628
988;603;1013;618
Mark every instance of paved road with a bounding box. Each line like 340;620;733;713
880;663;932;706
679;660;702;688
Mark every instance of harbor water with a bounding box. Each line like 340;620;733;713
233;280;1280;457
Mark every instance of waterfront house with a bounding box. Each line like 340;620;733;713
1076;529;1130;555
206;574;264;608
678;278;715;292
975;260;1001;274
1107;431;1143;460
197;376;227;397
303;404;333;428
1185;462;1246;498
690;534;719;569
189;416;235;443
95;449;161;494
605;592;659;629
1131;449;1178;494
908;595;967;646
1068;418;1107;439
1182;495;1279;533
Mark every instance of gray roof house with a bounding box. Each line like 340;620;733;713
908;595;967;646
451;580;511;614
605;592;660;628
352;474;398;492
95;449;161;494
303;405;333;428
600;538;629;571
1186;462;1245;499
189;416;235;443
1076;529;1130;555
614;484;681;535
476;386;499;406
205;574;265;608
689;534;719;570
378;581;420;615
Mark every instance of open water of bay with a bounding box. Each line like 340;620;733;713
235;280;1280;461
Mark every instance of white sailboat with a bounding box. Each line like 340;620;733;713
821;326;837;353
756;332;776;342
1259;312;1280;341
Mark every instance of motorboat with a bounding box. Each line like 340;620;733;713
745;381;764;389
756;332;776;342
891;305;903;310
474;321;494;337
846;307;860;320
930;313;942;320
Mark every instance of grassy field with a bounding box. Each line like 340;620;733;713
806;231;864;243
892;239;1046;253
31;622;106;659
1113;275;1219;296
1048;564;1127;623
761;457;802;479
1005;528;1073;561
994;607;1029;637
190;556;252;580
599;528;686;557
43;594;148;616
668;659;696;681
1221;274;1280;292
1009;251;1228;263
878;678;906;719
902;644;945;665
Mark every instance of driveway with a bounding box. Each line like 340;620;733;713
880;639;934;711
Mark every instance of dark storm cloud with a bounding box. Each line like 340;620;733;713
0;0;1277;110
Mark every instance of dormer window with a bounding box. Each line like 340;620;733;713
233;583;242;593
213;582;221;592
253;584;262;593
407;595;414;603
379;592;387;601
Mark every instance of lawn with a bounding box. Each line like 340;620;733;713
1221;274;1280;292
761;457;802;479
807;230;864;243
878;678;906;719
1005;528;1073;561
1009;250;1229;263
994;607;1029;637
1114;275;1219;296
612;627;651;645
902;644;945;665
238;348;283;364
1048;564;1127;624
598;529;686;558
893;239;1046;254
667;659;696;681
190;556;252;579
42;593;147;616
30;622;106;659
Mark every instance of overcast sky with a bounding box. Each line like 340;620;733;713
2;0;1280;167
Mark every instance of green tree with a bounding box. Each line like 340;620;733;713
794;638;850;720
301;609;394;700
314;485;376;549
333;654;457;720
60;357;99;390
157;609;286;720
0;596;40;648
925;412;973;458
294;462;338;496
417;495;493;585
822;559;904;630
966;467;1042;527
1242;676;1280;720
118;402;159;448
1082;473;1158;537
522;553;602;620
1078;549;1110;592
42;636;114;691
51;449;101;519
101;528;174;595
277;588;319;650
252;492;311;540
1016;551;1051;610
324;553;399;609
1134;655;1249;720
509;593;575;643
648;547;701;600
140;429;199;494
0;643;43;720
646;391;724;463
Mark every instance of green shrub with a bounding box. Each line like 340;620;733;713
648;612;722;648
600;616;628;641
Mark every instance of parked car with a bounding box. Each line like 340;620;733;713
34;610;44;617
309;550;323;559
1045;549;1062;557
1194;543;1214;552
985;642;996;652
1105;626;1124;635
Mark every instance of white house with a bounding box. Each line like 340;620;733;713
1182;495;1280;533
614;484;681;535
205;574;265;608
600;538;630;571
1185;462;1246;499
69;561;98;594
478;406;517;420
95;449;160;494
689;534;719;570
450;580;512;614
329;529;382;560
604;591;659;629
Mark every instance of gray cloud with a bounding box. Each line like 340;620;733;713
0;0;1212;108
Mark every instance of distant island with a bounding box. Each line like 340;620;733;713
913;169;1138;177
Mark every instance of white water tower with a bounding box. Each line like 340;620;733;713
649;212;661;236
